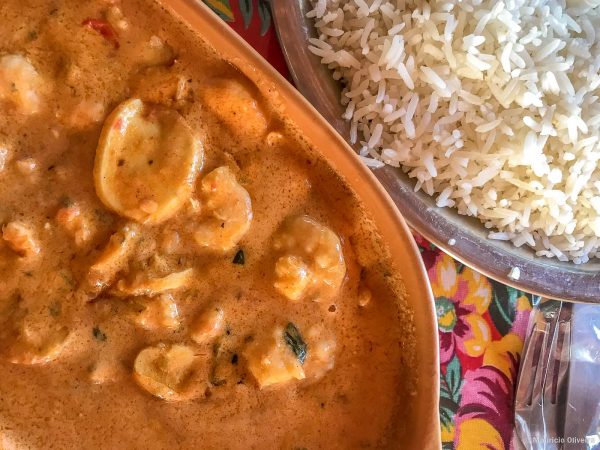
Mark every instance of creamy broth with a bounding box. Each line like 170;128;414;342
0;1;415;448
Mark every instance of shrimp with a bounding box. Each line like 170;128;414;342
84;223;140;294
244;326;306;388
56;203;96;246
133;343;206;401
0;54;43;115
128;294;180;330
111;268;194;297
0;297;70;365
198;78;268;139
190;307;224;344
272;216;346;302
304;325;336;379
193;166;253;252
2;221;39;257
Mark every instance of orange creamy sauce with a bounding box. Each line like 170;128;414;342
0;1;415;448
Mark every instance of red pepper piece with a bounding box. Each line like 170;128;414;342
82;18;120;49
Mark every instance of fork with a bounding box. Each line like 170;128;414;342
515;300;573;450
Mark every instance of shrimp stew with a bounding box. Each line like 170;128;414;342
0;1;416;448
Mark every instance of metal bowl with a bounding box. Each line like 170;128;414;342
270;0;600;303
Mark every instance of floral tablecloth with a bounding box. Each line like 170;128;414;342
203;1;537;448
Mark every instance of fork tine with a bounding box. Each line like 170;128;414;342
515;318;549;450
545;315;561;402
516;321;547;407
515;300;563;450
542;303;573;441
531;319;552;406
547;304;572;404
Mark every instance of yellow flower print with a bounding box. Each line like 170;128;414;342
483;333;523;379
431;254;493;363
462;313;492;358
517;295;532;313
204;0;235;22
456;418;504;450
431;253;459;299
461;269;492;315
441;423;455;443
481;293;532;376
452;289;533;450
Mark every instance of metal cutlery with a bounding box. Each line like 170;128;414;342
515;300;573;449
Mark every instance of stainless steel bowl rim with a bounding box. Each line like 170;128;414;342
271;0;600;304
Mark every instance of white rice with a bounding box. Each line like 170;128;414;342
308;0;600;263
508;266;521;280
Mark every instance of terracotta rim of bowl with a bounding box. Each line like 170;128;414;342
157;1;441;447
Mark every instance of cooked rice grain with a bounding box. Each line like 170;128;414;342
308;0;600;263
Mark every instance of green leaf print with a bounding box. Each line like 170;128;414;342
507;285;523;308
239;0;253;29
439;356;462;438
489;283;520;336
445;355;462;402
439;395;457;428
204;0;235;22
258;0;272;36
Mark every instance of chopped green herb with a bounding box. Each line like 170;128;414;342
209;341;234;387
94;208;113;224
48;302;61;317
59;195;74;208
60;270;75;288
131;302;146;314
232;249;245;265
27;30;38;41
211;378;226;386
92;326;107;342
284;322;307;364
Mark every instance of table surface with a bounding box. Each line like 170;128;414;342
202;1;537;448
